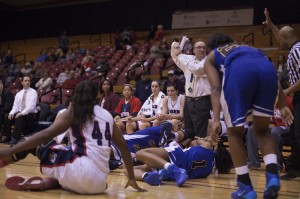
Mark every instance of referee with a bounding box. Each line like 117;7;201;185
264;8;300;180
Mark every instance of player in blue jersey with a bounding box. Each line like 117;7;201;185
204;33;293;199
124;135;223;187
110;123;195;169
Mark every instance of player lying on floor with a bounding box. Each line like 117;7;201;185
109;123;194;170
123;124;232;187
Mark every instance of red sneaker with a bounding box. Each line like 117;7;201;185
5;176;45;191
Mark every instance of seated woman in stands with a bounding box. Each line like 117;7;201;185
113;84;141;133
99;79;120;115
154;83;185;131
126;81;165;133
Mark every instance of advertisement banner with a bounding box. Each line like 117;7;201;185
172;9;254;29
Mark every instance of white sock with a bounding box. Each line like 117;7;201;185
263;154;277;165
164;162;171;170
235;165;249;175
142;172;148;179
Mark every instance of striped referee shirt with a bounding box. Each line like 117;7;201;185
287;41;300;85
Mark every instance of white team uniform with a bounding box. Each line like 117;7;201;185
167;94;183;116
41;105;113;194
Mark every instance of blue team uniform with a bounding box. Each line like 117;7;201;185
165;145;214;178
111;126;161;160
214;44;278;127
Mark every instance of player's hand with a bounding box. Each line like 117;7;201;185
125;179;147;192
280;106;294;126
263;8;272;27
0;148;11;159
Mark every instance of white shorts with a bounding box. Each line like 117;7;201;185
41;156;107;194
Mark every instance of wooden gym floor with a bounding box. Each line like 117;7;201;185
0;144;299;199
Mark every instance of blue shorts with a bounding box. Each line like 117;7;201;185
222;56;278;127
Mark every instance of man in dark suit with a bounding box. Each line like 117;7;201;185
0;80;14;142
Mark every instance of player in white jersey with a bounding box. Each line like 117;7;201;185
155;83;185;131
0;80;145;194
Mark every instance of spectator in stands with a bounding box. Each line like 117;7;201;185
2;49;13;66
56;48;66;64
126;81;165;133
81;50;94;71
36;49;49;63
154;24;165;41
20;62;33;75
75;65;86;80
149;40;169;59
0;80;14;143
58;30;69;54
56;66;71;85
130;52;149;72
155;83;185;130
61;70;81;89
29;71;39;89
66;48;76;64
32;62;43;80
114;30;122;50
147;25;155;40
46;49;58;64
114;84;141;133
171;39;211;138
246;95;293;171
99;79;120;115
35;70;53;91
134;71;152;104
204;33;293;198
264;8;300;181
121;27;132;45
162;70;185;95
3;75;38;144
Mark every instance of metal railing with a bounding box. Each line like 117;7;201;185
262;25;273;46
89;34;101;46
14;53;26;65
242;32;254;46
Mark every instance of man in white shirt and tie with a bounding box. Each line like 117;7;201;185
171;39;211;138
3;75;38;144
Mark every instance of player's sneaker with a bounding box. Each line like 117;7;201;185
143;172;161;186
158;169;173;181
167;164;188;187
231;180;257;199
159;122;175;147
263;172;280;199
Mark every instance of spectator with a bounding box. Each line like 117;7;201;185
0;80;14;143
56;67;71;85
35;70;53;91
20;62;32;76
58;30;69;54
154;24;165;41
149;40;169;59
162;70;185;95
134;71;152;104
99;79;120;115
61;70;81;89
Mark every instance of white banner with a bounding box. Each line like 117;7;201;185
172;9;254;29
